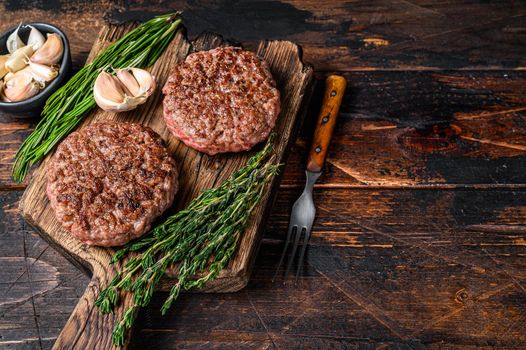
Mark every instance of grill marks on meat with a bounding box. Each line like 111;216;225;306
47;122;178;247
162;46;281;155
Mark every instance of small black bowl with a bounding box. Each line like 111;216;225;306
0;22;71;117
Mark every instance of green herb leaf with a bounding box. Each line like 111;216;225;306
11;12;182;182
95;136;279;346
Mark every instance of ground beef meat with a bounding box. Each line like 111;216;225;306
162;46;281;155
46;122;178;247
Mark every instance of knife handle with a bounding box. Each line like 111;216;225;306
307;74;347;173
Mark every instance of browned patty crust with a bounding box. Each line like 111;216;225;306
46;122;178;247
162;46;281;155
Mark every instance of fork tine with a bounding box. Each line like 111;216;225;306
272;224;297;282
295;227;312;283
284;227;304;278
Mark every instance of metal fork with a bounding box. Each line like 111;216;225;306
274;75;347;282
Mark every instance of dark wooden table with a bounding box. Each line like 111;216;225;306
1;1;526;349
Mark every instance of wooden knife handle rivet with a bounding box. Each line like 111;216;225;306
306;75;347;173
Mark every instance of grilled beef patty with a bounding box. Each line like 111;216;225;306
162;46;281;155
46;122;178;247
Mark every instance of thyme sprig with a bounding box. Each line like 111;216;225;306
96;137;280;346
12;12;182;182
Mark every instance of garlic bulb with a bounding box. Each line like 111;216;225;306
3;69;43;102
0;55;9;79
27;61;59;82
5;45;34;73
6;25;24;54
30;33;63;65
27;25;46;50
93;68;156;112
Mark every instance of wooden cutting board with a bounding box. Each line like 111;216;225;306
19;22;314;349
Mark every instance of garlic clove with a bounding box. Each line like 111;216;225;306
128;68;155;96
27;60;58;82
27;25;46;51
93;68;156;112
11;68;37;82
115;68;155;97
93;71;126;110
13;66;44;86
10;65;52;87
0;55;9;79
5;45;34;73
3;72;15;82
3;70;42;102
116;69;141;96
6;24;24;54
30;33;63;65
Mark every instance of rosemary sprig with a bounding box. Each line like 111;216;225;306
11;12;182;182
96;137;280;346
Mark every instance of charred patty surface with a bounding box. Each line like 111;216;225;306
162;46;281;155
47;122;178;247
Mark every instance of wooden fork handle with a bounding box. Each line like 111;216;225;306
306;75;347;173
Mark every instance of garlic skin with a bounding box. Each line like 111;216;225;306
3;69;43;102
6;45;34;73
27;61;59;82
93;68;156;112
27;26;46;50
6;25;24;54
0;55;9;79
30;33;63;65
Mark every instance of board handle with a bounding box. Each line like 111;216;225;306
306;75;347;173
53;271;135;349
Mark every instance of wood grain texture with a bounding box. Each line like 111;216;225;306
1;2;526;350
136;187;526;349
17;23;314;349
284;70;526;187
3;71;526;190
1;0;525;72
0;191;89;350
4;187;526;349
